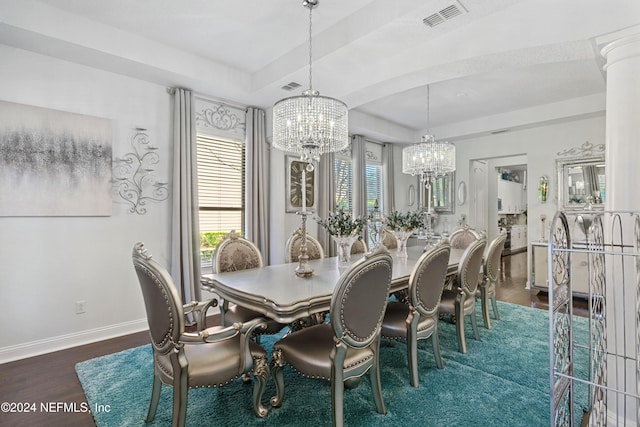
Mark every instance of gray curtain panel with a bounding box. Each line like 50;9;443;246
351;135;367;219
382;142;395;214
317;152;336;256
245;107;270;263
170;88;202;305
351;135;368;243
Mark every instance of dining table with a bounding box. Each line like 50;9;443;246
201;245;465;324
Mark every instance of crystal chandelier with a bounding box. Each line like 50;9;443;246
272;0;349;168
402;134;456;178
402;86;456;178
401;85;456;249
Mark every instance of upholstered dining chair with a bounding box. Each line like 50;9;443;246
381;229;397;249
350;238;368;254
477;232;507;329
270;248;393;427
284;227;325;263
448;225;482;249
213;230;286;338
381;239;451;387
439;237;487;354
132;242;270;426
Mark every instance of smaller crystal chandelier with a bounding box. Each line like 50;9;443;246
402;85;456;248
272;0;349;169
402;86;456;179
402;133;456;179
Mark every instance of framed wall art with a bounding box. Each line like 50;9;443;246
0;100;112;216
285;155;315;213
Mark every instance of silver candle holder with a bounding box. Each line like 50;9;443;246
295;208;314;277
368;199;383;251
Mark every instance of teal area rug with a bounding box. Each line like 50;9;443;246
76;302;589;426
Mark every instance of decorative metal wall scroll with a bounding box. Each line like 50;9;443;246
195;104;243;131
193;99;246;143
113;128;168;214
556;141;605;158
365;148;379;162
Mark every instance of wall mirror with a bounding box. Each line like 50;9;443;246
407;184;416;207
457;181;467;205
557;156;605;210
421;172;455;214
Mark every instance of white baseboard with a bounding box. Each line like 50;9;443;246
0;318;149;364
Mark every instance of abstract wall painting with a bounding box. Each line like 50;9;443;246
0;100;113;216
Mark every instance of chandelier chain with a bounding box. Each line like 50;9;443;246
426;84;430;134
308;4;313;91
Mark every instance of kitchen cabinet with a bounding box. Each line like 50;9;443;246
497;178;525;214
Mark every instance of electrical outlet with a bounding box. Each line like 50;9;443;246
75;300;86;314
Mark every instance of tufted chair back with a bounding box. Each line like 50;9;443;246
330;249;393;349
213;230;263;273
448;225;482;250
285;227;325;263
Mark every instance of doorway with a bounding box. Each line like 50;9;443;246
468;155;528;243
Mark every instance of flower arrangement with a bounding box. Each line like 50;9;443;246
384;210;424;231
316;210;365;237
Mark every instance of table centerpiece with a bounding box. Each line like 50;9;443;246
384;210;423;257
317;210;366;265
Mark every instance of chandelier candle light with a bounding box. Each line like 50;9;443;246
296;170;312;277
273;0;350;277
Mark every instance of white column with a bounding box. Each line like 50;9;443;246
599;29;640;426
601;32;640;211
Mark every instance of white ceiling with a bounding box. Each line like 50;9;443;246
2;0;639;142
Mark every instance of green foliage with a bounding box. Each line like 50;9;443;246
200;231;228;248
316;210;365;237
384;210;423;231
199;231;238;262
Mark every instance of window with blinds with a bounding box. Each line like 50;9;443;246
366;164;383;246
366;163;383;213
334;157;352;212
196;135;245;259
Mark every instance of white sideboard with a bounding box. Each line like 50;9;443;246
530;241;589;297
511;225;527;252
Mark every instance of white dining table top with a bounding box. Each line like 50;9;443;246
201;246;464;324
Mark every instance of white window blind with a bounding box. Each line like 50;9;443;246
196;135;245;234
334;157;352;212
365;141;384;215
366;163;383;213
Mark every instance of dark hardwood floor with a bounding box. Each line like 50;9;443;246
0;250;573;427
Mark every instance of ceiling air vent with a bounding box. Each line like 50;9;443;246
423;1;467;28
281;81;302;91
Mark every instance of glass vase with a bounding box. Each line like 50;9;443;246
333;234;358;266
391;229;412;258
